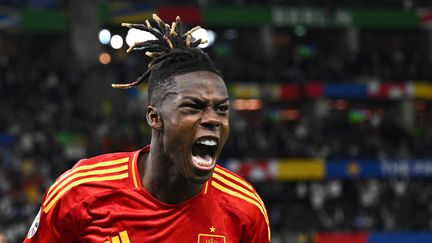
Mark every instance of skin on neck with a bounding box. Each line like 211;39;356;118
138;134;204;204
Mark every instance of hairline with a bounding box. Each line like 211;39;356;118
149;70;224;107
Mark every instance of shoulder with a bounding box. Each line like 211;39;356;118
210;165;269;222
210;165;271;241
41;149;145;215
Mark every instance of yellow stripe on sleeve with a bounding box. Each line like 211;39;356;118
213;172;270;228
47;157;129;195
43;173;129;213
211;181;271;241
252;189;269;223
213;168;268;216
212;172;269;220
43;165;128;207
214;167;253;190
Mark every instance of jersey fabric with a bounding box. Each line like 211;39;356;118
24;146;271;242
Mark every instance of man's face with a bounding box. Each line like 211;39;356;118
158;71;229;183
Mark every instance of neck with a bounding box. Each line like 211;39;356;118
138;143;204;204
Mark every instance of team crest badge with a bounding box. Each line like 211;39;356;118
197;234;226;243
26;209;41;239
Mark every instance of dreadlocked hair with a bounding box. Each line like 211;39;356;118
111;14;221;105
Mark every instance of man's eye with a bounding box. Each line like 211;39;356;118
216;105;229;113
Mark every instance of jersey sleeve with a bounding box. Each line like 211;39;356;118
24;158;91;242
247;207;271;243
211;166;271;242
244;191;271;243
23;191;78;242
23;153;134;242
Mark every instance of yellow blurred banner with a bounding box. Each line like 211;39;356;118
277;159;325;180
230;84;261;99
414;82;432;100
112;12;153;24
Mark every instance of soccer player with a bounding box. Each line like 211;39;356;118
24;14;270;242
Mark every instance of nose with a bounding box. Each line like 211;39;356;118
201;107;221;130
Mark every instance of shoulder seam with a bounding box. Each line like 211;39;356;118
212;168;268;217
43;173;129;213
213;196;256;225
212;195;270;241
214;166;253;190
43;156;131;214
210;180;267;220
46;157;130;196
211;181;271;241
211;168;271;240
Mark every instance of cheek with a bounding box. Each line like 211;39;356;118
163;130;185;162
163;116;196;145
221;119;230;143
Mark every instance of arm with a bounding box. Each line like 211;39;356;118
24;191;77;242
236;189;271;243
246;206;271;243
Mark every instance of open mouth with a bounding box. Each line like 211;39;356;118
191;137;218;170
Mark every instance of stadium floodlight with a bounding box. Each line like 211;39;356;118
125;28;157;48
98;52;111;65
191;28;216;48
110;35;124;49
98;29;111;45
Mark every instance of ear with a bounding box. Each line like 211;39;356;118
146;106;163;131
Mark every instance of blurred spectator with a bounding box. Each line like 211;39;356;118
0;231;6;243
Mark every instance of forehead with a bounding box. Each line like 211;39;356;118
172;71;228;98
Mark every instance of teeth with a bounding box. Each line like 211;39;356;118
193;154;213;167
196;138;217;146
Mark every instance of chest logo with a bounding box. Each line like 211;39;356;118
198;226;226;243
198;234;226;243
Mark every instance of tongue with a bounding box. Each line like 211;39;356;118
192;153;213;169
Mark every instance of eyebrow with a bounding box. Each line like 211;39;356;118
182;96;229;103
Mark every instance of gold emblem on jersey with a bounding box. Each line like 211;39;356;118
210;226;216;233
197;234;226;243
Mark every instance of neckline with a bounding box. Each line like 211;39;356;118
131;146;210;208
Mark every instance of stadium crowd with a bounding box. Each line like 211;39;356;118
1;14;432;243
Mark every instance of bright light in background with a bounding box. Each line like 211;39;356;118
233;99;262;111
110;35;123;49
99;52;111;65
98;29;111;45
191;28;216;48
126;28;157;48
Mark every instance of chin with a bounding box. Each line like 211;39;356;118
188;167;215;184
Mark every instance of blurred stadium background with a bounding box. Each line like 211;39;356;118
1;0;432;242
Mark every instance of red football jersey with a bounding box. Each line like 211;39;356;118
24;146;270;242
